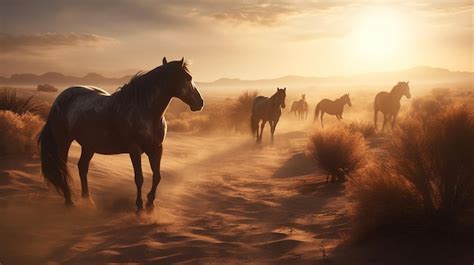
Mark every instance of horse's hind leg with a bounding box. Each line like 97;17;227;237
78;148;94;204
145;145;163;211
59;139;73;206
130;151;144;210
374;110;379;130
259;120;267;143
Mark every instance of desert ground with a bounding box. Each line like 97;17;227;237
0;86;473;265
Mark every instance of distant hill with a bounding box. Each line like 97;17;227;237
0;72;132;88
1;66;472;92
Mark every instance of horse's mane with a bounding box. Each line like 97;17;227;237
390;82;406;95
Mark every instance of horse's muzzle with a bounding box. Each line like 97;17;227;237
190;99;204;112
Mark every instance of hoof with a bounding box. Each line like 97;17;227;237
65;200;75;208
82;196;95;206
145;202;155;213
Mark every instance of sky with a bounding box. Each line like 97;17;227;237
0;0;473;81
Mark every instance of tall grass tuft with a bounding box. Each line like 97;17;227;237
0;110;44;156
349;102;474;238
391;105;474;219
0;88;44;115
308;126;368;182
229;90;258;133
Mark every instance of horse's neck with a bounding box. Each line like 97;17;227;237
389;88;404;101
335;98;345;107
270;97;281;109
113;84;172;119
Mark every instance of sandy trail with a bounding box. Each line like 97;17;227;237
0;121;350;264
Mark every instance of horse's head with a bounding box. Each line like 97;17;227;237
343;93;352;107
274;87;286;109
162;57;204;111
402;81;411;99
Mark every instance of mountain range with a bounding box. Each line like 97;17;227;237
1;66;472;91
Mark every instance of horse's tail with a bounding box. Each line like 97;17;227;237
314;102;321;122
38;117;73;206
251;115;259;136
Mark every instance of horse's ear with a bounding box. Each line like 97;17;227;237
162;57;168;65
276;87;279;91
181;57;185;67
284;87;286;91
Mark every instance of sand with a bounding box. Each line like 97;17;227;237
0;119;353;264
1;118;472;265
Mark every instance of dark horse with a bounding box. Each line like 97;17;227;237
38;57;204;210
251;87;286;143
314;94;352;128
374;81;411;131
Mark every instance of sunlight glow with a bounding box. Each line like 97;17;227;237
351;8;407;60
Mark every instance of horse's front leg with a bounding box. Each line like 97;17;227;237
146;145;163;210
391;111;399;129
320;112;325;128
78;148;94;204
270;121;276;143
382;114;389;132
130;152;144;210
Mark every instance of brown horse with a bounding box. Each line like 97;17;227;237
251;87;286;143
374;81;411;131
38;57;204;211
290;94;308;120
314;94;352;128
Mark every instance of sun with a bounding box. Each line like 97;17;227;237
351;7;407;59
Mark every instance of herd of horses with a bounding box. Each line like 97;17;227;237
38;59;410;210
251;81;411;143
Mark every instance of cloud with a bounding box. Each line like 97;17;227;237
207;2;297;26
0;32;116;54
289;30;348;42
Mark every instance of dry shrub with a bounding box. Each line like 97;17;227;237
348;164;423;237
228;90;258;133
392;105;474;219
308;126;368;181
349;103;474;238
166;113;210;132
0;87;44;115
0;110;44;156
345;121;376;138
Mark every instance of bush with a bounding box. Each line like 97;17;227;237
37;84;58;92
229;90;258;133
0;110;44;156
0;87;45;115
349;104;474;238
348;164;423;237
308;126;368;182
345;122;376;138
392;105;474;219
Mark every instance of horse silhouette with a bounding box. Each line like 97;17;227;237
251;87;286;143
38;57;204;211
314;94;352;128
290;94;308;120
374;81;411;131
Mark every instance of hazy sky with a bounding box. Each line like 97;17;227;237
1;0;472;81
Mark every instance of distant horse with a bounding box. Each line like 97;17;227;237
290;94;308;120
374;81;411;131
314;94;352;128
251;87;286;143
38;57;204;210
